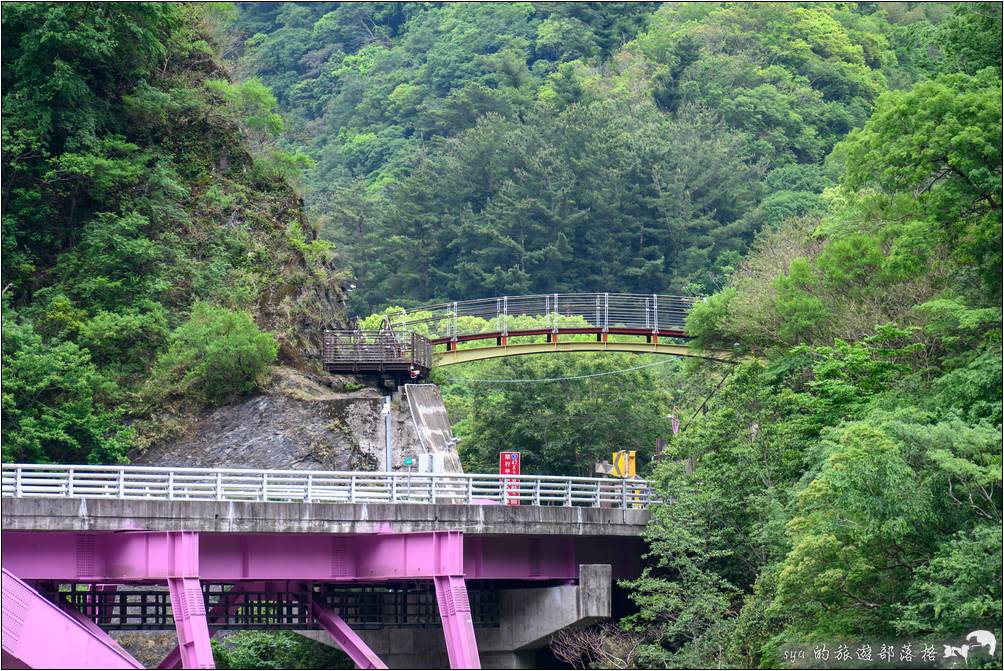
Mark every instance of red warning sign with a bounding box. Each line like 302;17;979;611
499;451;521;506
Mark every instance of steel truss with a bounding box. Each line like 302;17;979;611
47;581;501;630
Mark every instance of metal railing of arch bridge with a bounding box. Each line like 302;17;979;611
386;292;699;345
1;463;659;509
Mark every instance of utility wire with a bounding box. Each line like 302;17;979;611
440;357;683;384
679;367;732;433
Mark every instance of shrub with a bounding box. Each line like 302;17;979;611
1;313;133;464
212;631;352;670
150;302;278;405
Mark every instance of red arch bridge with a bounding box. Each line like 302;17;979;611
1;464;655;669
322;292;742;379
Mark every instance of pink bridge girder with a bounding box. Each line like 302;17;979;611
1;568;144;669
1;530;507;670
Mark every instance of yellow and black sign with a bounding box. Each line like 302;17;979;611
611;450;636;478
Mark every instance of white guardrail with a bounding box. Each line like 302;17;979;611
0;464;658;509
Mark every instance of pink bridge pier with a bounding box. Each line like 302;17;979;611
1;464;652;670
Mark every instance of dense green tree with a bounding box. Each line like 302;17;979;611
437;352;678;476
629;13;1003;666
147;302;279;406
225;2;945;312
212;631;352;670
1;311;133;464
2;3;338;463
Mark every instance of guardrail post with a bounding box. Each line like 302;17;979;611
306;473;314;503
503;296;508;336
553;293;559;333
594;482;601;507
653;294;659;334
390;474;398;503
564;480;572;507
118;469;125;499
349;474;356;503
430;474;437;503
168;472;175;500
216;472;223;501
67;468;74;497
621;480;627;509
534;479;541;506
451;301;458;344
15;467;22;497
466;476;473;504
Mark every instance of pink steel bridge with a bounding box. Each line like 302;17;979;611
1;464;653;669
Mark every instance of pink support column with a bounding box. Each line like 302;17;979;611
165;532;215;669
302;594;388;669
168;577;214;669
434;575;481;669
1;568;143;669
159;583;256;669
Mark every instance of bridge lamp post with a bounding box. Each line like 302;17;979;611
382;396;393;471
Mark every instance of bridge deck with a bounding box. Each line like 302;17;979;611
1;497;649;536
321;292;722;375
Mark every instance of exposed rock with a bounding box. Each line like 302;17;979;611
134;367;456;472
112;631;178;668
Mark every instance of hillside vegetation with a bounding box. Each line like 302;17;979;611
229;2;1002;666
1;3;1000;669
231;2;955;310
2;4;343;464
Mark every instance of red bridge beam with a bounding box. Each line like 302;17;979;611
432;326;688;348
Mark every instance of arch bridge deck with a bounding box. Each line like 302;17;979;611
322;292;727;375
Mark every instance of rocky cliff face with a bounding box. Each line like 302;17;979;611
135;367;432;472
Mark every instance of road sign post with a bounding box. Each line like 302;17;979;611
404;457;414;501
499;452;520;505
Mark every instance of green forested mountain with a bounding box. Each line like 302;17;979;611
228;2;1000;665
228;1;959;311
623;7;1001;668
1;3;1000;670
2;3;342;464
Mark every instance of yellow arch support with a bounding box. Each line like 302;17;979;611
433;340;747;366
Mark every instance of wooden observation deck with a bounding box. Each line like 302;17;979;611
322;328;432;378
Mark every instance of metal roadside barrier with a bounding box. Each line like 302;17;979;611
1;463;659;509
